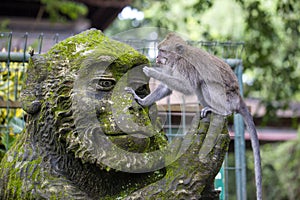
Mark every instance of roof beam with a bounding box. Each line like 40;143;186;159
77;0;131;8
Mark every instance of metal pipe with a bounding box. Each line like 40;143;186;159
0;52;30;62
233;61;247;200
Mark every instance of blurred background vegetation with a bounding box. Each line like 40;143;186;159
106;0;300;124
105;1;300;199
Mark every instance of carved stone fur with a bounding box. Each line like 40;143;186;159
0;29;229;200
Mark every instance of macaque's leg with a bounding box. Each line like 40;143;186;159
196;89;212;119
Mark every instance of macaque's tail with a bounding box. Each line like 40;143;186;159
238;97;262;200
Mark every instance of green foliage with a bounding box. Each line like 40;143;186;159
236;0;300;123
106;0;214;39
140;0;212;37
9;117;25;135
0;61;26;154
249;132;300;200
41;0;88;22
0;19;9;32
0;132;14;153
0;117;24;153
106;0;300;123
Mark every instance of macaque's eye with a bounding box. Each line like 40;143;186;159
96;78;116;91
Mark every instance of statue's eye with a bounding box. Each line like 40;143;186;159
96;78;116;91
99;80;114;87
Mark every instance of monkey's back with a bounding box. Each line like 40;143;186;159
184;46;241;115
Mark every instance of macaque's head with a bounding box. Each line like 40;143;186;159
156;33;187;66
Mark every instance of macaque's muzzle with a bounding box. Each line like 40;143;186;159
156;56;167;65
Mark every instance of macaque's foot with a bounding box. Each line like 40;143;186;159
200;107;212;118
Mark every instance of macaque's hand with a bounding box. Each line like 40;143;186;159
125;87;147;106
124;87;135;95
125;87;137;98
143;66;159;78
125;87;141;101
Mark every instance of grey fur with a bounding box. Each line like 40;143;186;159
126;33;262;200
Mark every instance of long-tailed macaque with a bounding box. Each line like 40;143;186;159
125;33;262;200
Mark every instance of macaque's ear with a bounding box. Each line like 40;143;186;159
175;43;184;54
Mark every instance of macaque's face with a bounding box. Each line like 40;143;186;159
156;49;168;65
156;33;186;67
156;49;178;67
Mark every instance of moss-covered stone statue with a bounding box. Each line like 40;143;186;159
0;29;230;199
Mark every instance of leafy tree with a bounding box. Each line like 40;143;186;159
40;0;88;22
106;0;300;125
235;0;300;124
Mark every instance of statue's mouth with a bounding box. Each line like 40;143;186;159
104;130;155;138
97;110;162;153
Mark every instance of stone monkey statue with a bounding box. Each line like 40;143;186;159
126;33;262;200
0;29;230;200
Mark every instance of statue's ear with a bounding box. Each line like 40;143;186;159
20;54;48;114
175;43;184;54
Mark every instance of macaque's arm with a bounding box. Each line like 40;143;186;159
143;67;193;95
125;84;172;107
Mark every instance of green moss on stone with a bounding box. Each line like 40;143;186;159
47;29;148;77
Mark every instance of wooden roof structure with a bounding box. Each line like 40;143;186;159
78;0;131;30
0;0;131;32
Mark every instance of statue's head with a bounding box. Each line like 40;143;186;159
20;29;167;173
